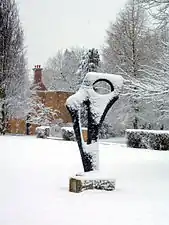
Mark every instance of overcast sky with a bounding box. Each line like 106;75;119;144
17;0;126;71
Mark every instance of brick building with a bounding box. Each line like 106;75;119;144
8;65;73;135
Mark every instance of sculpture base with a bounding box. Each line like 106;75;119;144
69;171;116;193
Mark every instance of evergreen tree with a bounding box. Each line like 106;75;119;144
77;48;100;86
25;88;58;126
0;0;27;134
76;48;100;128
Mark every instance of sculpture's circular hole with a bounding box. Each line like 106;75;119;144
93;79;114;94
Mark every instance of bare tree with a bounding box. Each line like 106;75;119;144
128;39;169;129
103;0;151;75
43;47;86;92
139;0;169;27
102;0;161;130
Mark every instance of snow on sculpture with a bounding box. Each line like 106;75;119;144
66;72;123;172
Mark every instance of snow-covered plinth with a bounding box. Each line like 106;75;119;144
69;171;116;193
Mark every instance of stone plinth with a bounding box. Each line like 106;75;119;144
69;172;116;193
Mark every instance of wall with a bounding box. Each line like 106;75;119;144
7;91;73;135
37;91;73;123
7;119;38;135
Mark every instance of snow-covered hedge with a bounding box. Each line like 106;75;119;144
61;127;87;141
36;126;50;139
61;127;75;141
50;124;62;137
126;129;169;150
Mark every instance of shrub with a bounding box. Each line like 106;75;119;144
126;129;169;150
61;127;75;141
36;126;50;139
99;122;116;139
61;127;88;142
50;124;61;137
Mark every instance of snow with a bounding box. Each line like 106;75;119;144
126;129;169;134
61;127;87;132
36;126;50;130
1;135;169;225
66;72;124;123
61;126;74;132
73;171;116;181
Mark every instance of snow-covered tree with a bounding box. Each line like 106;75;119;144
43;47;86;92
0;0;27;134
102;0;160;130
129;39;169;130
76;48;100;87
102;0;149;76
25;87;58;126
74;48;101;128
139;0;169;28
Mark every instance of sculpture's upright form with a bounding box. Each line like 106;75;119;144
66;72;123;172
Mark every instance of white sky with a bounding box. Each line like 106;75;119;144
17;0;126;71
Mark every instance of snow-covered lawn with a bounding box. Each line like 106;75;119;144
0;135;169;225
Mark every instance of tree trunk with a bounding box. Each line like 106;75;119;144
0;103;7;135
133;116;138;129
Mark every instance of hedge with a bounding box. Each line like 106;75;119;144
36;126;50;139
126;129;169;150
61;127;75;141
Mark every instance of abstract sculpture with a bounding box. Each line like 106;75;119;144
66;72;123;172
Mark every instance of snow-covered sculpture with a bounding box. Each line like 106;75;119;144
66;72;123;172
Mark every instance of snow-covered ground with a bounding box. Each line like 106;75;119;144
0;135;169;225
100;136;126;144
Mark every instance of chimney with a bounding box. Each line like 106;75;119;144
33;65;47;91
